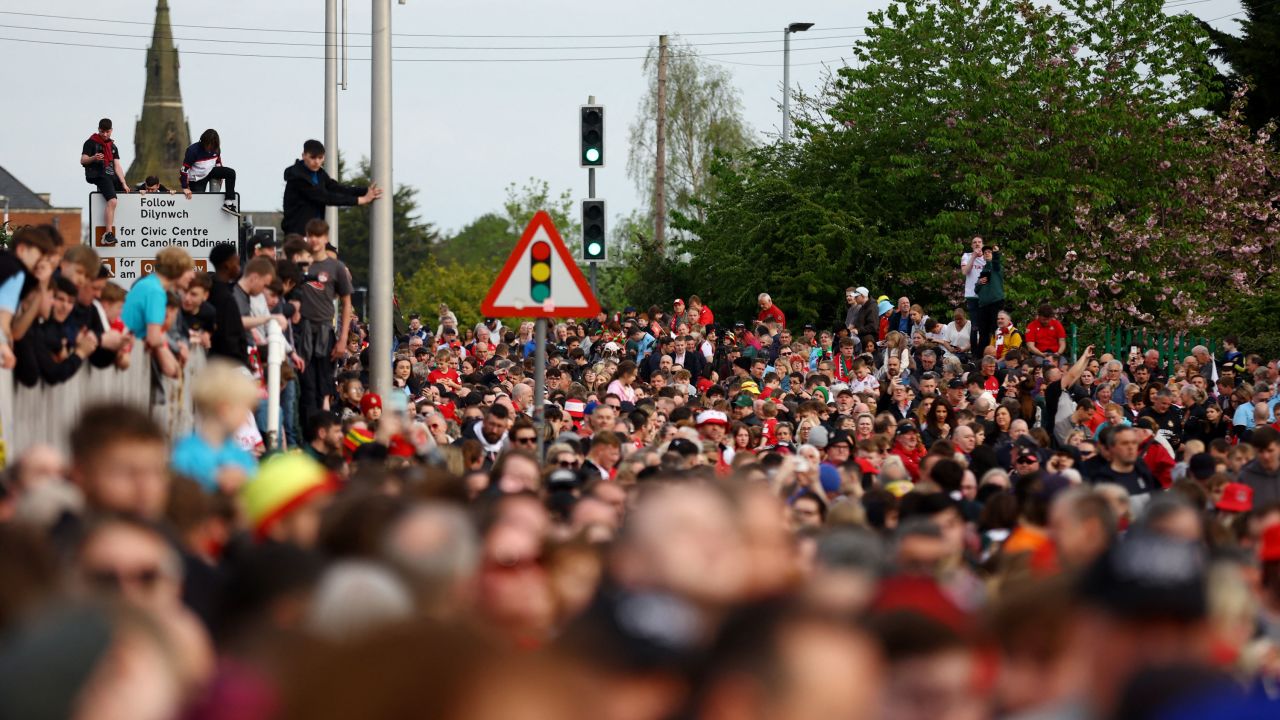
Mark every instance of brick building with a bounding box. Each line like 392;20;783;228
0;165;82;247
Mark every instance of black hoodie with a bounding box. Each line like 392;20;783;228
280;160;368;235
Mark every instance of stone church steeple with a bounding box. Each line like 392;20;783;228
127;0;190;185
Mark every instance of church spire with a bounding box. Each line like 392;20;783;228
127;0;190;184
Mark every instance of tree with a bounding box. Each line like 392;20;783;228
627;37;753;241
501;178;580;252
1072;89;1280;326
396;258;495;333
336;157;440;288
682;0;1250;329
596;210;692;313
432;213;511;271
430;178;580;274
1198;0;1280;134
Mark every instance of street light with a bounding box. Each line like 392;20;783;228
0;195;9;234
782;22;814;141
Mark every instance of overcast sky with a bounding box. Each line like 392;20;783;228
0;0;1243;236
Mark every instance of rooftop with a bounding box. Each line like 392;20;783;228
0;166;52;210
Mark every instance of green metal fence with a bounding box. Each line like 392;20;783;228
1069;325;1217;375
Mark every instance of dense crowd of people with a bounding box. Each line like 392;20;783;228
1;137;1279;719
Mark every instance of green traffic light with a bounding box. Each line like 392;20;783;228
584;147;601;163
587;242;603;256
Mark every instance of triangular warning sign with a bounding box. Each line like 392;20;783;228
481;210;601;319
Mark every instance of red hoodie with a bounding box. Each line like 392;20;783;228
892;439;926;481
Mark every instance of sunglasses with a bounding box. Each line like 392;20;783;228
85;566;165;592
1015;457;1039;465
513;435;537;445
558;459;579;469
484;556;543;573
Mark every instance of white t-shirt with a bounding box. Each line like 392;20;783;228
943;321;972;353
961;252;986;298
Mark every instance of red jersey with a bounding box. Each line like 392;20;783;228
427;368;460;386
1024;319;1066;355
757;304;786;327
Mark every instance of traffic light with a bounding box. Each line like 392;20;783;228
530;239;552;303
580;105;604;167
582;200;606;262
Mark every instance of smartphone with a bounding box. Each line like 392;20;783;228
1129;346;1139;359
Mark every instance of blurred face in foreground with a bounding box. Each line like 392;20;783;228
75;438;169;520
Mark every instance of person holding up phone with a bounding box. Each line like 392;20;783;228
975;243;1005;352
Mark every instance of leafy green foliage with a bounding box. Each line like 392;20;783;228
431;213;510;270
678;0;1262;332
429;179;580;275
1199;0;1280;134
628;37;753;242
337;157;440;288
396;258;494;332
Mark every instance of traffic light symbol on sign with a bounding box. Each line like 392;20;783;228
530;240;552;303
582;200;606;262
580;105;604;167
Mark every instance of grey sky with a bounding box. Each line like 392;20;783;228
0;0;1243;236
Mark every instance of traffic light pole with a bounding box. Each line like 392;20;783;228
586;94;599;296
588;165;597;296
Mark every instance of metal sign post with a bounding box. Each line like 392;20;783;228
533;318;547;457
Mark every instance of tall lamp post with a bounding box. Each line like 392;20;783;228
782;22;814;141
369;0;394;396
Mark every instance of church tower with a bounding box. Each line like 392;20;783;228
127;0;190;185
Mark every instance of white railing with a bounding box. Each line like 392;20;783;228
0;345;206;459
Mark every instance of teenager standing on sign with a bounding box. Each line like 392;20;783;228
80;118;130;246
295;219;354;423
280;139;382;235
180;128;240;217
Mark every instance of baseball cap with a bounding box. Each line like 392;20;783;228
853;286;869;297
696;410;729;427
732;394;753;408
948;379;966;390
1216;483;1253;513
667;438;700;457
1188;453;1217;481
826;430;852;448
895;422;918;436
819;464;842;495
673;298;685;305
807;425;829;449
870;575;968;634
1078;530;1207;621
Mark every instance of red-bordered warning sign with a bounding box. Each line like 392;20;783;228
481;210;601;319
